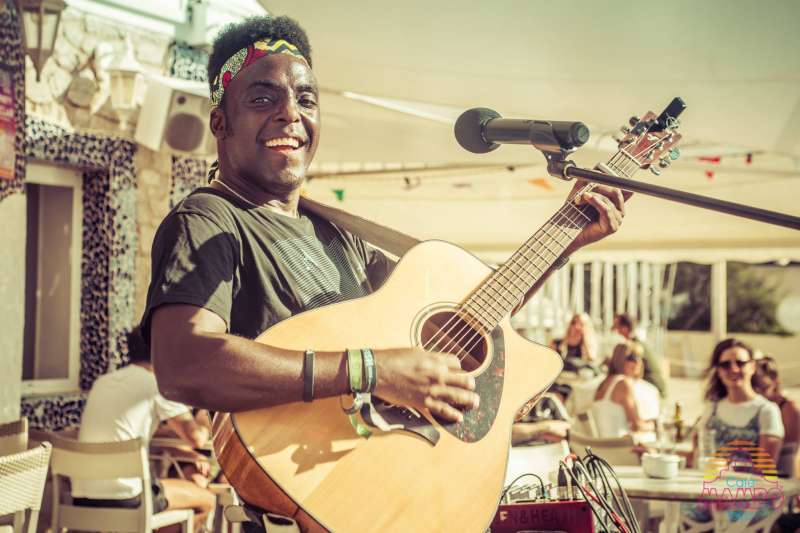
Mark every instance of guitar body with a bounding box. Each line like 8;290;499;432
213;240;563;532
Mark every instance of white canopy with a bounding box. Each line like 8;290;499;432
259;0;800;261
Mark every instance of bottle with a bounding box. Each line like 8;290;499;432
673;401;684;443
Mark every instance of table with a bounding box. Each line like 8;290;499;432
613;466;800;532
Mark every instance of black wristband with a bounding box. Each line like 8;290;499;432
303;349;315;402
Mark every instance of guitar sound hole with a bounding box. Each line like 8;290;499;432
419;311;487;372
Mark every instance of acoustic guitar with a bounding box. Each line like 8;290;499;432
212;100;685;532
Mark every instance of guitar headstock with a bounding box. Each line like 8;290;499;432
617;97;686;175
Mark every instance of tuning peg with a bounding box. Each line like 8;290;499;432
620;126;631;134
629;116;640;127
669;148;681;161
650;166;662;176
658;157;671;169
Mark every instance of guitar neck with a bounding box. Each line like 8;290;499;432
461;156;636;331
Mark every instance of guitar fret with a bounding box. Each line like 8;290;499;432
459;145;639;331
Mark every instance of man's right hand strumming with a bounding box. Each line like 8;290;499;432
373;348;480;423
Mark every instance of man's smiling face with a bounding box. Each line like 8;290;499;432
214;53;319;196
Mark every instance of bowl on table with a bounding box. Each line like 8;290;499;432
642;452;682;479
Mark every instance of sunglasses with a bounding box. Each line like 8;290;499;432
718;359;752;370
625;354;641;362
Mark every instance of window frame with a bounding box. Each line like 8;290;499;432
22;163;83;395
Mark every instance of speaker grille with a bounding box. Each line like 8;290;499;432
165;114;205;152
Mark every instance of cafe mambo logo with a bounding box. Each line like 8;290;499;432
701;439;784;511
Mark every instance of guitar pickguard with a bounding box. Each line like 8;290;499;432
360;326;505;444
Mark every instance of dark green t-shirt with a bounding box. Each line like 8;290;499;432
142;188;392;341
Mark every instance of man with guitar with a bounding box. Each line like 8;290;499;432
142;14;627;531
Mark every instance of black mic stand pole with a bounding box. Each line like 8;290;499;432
555;163;800;231
528;119;800;231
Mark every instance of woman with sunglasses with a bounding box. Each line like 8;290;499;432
682;338;785;526
591;342;654;439
700;338;784;462
754;356;799;477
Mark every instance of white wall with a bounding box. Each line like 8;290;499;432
0;193;25;423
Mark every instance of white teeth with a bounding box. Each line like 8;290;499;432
265;137;301;148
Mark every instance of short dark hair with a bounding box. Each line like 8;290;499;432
614;313;635;331
207;15;312;100
126;326;151;364
704;337;755;401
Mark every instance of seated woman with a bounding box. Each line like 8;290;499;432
754;356;799;477
591;343;653;439
551;313;599;374
685;338;784;525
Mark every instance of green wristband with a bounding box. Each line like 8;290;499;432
361;348;376;393
347;348;363;393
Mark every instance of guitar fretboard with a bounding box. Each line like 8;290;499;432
461;156;637;331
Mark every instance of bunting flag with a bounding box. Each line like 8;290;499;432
333;189;345;202
697;156;721;164
528;178;554;191
746;153;753;165
705;170;715;180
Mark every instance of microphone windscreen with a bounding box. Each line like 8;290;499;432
454;107;502;153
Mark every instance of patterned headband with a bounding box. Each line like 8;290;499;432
210;38;307;106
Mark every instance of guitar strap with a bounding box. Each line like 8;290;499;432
299;196;420;257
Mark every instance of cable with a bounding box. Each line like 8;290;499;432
499;472;545;503
583;450;642;533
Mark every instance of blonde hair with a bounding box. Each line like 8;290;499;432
562;312;599;361
608;341;644;377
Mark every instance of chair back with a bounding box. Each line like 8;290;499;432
574;411;598;438
0;443;52;533
0;418;28;455
49;435;154;533
569;432;640;466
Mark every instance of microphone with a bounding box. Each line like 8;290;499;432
454;107;590;154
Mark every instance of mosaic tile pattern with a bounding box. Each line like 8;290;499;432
167;41;209;83
0;3;27;202
20;391;87;432
22;118;138;429
170;154;208;207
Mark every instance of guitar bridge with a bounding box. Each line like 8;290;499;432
360;400;440;445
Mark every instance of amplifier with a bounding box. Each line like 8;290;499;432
490;500;594;533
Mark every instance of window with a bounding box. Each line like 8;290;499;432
727;261;799;336
22;164;83;394
667;262;712;331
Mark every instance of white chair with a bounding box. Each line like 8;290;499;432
569;432;640;466
49;434;193;533
0;418;28;456
0;443;52;533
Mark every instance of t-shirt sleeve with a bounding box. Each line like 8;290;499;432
759;400;785;438
363;243;395;291
153;393;191;421
142;212;238;340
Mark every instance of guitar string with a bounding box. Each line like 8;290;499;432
443;139;667;361
422;150;628;356
423;167;607;358
429;202;588;358
423;140;661;362
441;146;657;359
425;188;596;358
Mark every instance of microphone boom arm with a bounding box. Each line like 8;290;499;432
557;165;800;231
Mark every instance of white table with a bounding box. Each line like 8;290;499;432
613;466;800;532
